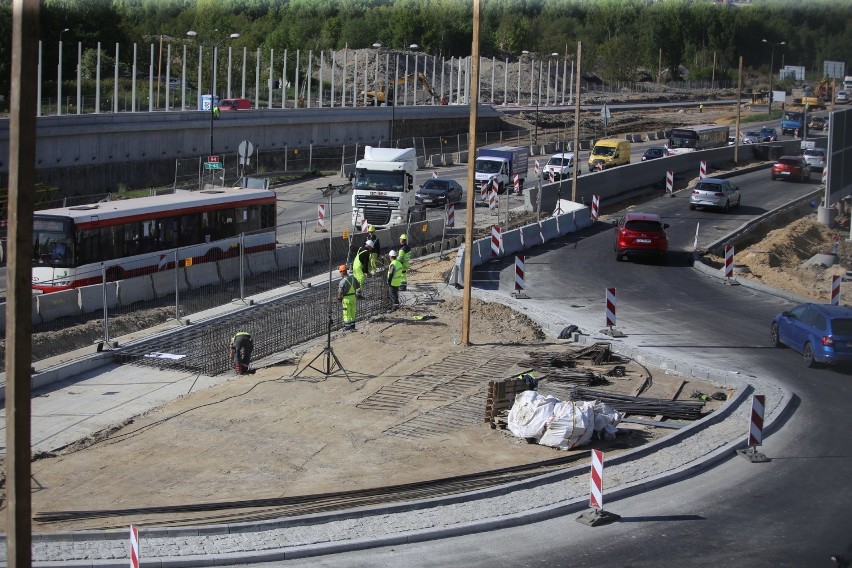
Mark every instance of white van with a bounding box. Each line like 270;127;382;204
543;152;579;181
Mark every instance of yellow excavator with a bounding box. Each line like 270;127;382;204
363;72;443;105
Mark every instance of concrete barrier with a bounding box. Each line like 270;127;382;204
78;282;118;314
456;151;468;163
151;268;188;297
248;251;278;276
217;257;242;284
556;212;578;235
574;207;594;230
416;156;426;169
275;246;301;272
443;153;455;166
116;275;155;306
36;289;83;323
647;132;658;141
185;262;221;289
0;301;41;333
429;154;443;167
501;228;523;256
520;224;544;248
540;217;560;242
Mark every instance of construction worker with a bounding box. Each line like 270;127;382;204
699;102;704;113
387;249;403;309
353;239;373;297
397;233;412;291
229;331;253;375
367;225;381;273
337;264;359;330
212;104;220;119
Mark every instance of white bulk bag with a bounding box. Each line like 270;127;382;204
507;390;559;440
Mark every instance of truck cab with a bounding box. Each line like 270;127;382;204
474;146;528;194
781;111;805;136
351;146;423;229
588;139;630;171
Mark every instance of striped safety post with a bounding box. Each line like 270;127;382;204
489;189;498;211
699;160;707;179
589;449;604;510
605;287;616;328
491;224;502;257
534;159;540;177
130;525;140;568
724;245;734;280
831;274;841;306
360;218;369;233
512;254;529;298
665;170;674;194
492;177;500;195
432;171;438;178
822;166;828;186
738;394;769;462
446;204;455;228
513;173;520;194
481;181;488;201
591;195;600;221
316;204;326;230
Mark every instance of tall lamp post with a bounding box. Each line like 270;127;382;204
187;30;240;157
523;51;558;147
762;39;785;113
57;28;69;115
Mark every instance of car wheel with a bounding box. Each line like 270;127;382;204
736;196;742;208
689;204;696;210
803;342;816;368
770;322;781;347
771;175;776;181
615;252;623;262
658;253;667;265
724;200;730;212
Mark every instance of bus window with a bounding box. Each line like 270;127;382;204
179;213;201;247
123;223;142;257
214;208;236;238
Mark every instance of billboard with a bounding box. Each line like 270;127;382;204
823;61;846;79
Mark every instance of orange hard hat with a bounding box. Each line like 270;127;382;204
338;264;348;273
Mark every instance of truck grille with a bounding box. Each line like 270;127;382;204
365;207;392;225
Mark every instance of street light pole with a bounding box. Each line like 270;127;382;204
762;39;786;113
187;30;240;158
58;28;69;115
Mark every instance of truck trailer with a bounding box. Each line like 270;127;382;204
351;146;424;230
474;146;529;194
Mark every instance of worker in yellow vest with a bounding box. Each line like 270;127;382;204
352;239;373;298
387;250;403;309
397;233;412;291
337;264;360;330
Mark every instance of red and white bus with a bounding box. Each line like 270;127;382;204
666;124;730;156
32;187;277;293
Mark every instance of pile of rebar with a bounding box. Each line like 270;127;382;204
568;386;706;421
522;351;607;386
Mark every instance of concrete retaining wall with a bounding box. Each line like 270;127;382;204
79;282;118;314
36;289;83;323
116;276;155;306
185;263;221;289
151;268;189;297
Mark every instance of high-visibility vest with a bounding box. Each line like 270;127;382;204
388;259;404;286
398;245;412;269
341;275;357;296
353;247;368;271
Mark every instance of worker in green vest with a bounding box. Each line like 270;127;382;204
337;264;360;330
229;331;253;375
367;225;381;273
352;239;373;298
387;249;403;309
397;233;412;291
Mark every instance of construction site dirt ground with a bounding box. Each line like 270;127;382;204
13;254;738;534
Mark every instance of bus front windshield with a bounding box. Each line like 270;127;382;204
353;170;405;192
33;217;74;267
668;133;697;149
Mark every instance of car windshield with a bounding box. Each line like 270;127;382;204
803;150;824;157
353;170;405;192
831;319;852;335
422;180;449;190
547;157;566;166
474;159;502;174
593;146;617;156
624;220;663;233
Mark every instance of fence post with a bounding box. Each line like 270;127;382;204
299;220;305;283
101;264;109;345
239;233;246;300
174;248;180;321
284;143;288;172
309;143;313;172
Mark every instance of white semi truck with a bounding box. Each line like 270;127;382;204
351;146;424;230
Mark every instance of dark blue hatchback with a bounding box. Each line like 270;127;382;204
771;303;852;367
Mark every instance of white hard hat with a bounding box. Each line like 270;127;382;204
365;239;374;247
389;249;397;257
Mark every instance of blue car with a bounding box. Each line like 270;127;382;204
771;303;852;367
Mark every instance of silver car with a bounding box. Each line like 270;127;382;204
689;178;742;212
802;148;827;171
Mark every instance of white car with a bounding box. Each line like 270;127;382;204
802;148;827;171
837;90;849;104
543;152;579;181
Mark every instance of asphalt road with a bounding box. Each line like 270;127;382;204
236;167;851;567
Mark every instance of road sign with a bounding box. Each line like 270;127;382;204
204;162;223;170
207;155;220;163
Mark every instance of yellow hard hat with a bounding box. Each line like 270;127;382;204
399;233;407;241
338;264;348;273
368;225;376;232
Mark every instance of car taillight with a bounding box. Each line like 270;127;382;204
692;190;699;195
822;336;834;347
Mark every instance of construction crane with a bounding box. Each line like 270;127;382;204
362;72;444;105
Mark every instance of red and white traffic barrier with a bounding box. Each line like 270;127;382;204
589;449;604;510
515;255;526;291
481;181;488;201
130;525;140;568
489;189;498;211
534;159;540;177
606;287;616;328
822;166;829;186
432;171;438;178
699;160;707;179
831;274;841;306
360;218;369;233
724;245;734;279
591;195;600;221
492;177;500;195
317;204;326;230
514;173;520;194
446;204;455;228
665;170;674;194
748;394;765;447
491;224;502;257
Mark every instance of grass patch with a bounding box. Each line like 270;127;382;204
740;109;783;124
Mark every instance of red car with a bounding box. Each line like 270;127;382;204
614;212;669;264
771;156;811;182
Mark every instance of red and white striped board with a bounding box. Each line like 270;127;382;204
724;245;734;279
130;525;140;568
665;170;674;193
360;218;369;233
513;173;520;194
492;177;500;195
489;189;498;211
446;204;455;228
481;181;488;201
589;449;605;510
317;204;326;229
747;394;766;447
591;195;600;221
699;160;707;179
432;171;438;178
605;287;616;328
534;159;540;177
491;225;502;257
831;274;841;306
822;166;829;186
514;255;526;291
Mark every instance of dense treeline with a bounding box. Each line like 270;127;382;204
2;0;850;100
